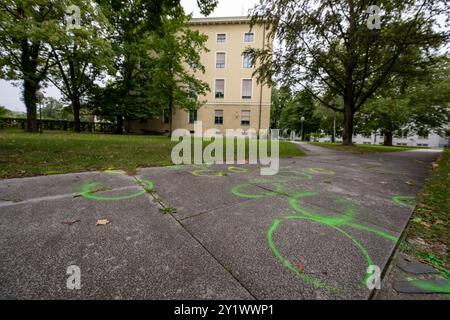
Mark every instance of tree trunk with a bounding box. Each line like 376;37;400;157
115;115;123;134
383;131;393;146
73;98;81;132
168;93;173;138
342;101;354;145
23;80;38;132
331;114;336;143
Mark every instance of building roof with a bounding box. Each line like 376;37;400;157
189;16;251;25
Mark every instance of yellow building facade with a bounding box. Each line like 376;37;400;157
128;16;272;135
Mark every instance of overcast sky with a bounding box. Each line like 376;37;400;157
0;0;259;112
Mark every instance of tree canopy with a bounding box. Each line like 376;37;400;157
249;0;449;145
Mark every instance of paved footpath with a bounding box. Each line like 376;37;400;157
0;143;441;299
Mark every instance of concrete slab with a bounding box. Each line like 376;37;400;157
137;166;257;220
397;261;440;274
0;171;138;204
0;191;253;299
180;195;400;299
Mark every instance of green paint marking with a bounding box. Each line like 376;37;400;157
276;170;313;180
267;218;338;291
228;173;400;292
346;223;398;242
281;215;375;288
410;280;450;293
104;170;125;174
289;192;355;225
392;195;416;209
80;179;154;201
228;166;248;173
306;167;335;175
230;181;285;199
192;169;226;177
288;192;397;242
164;164;185;170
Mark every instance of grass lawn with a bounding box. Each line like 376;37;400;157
311;142;426;153
401;148;450;277
0;129;304;179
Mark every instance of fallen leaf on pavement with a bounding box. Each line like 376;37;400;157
96;219;110;226
405;181;415;186
296;263;305;273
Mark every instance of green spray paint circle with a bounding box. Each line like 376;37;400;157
289;191;355;225
228;166;248;173
276;170;313;180
80;179;154;201
230;180;285;199
278;192;398;290
392;195;416;209
306;167;335;175
268;216;374;292
192;169;226;177
288;192;397;241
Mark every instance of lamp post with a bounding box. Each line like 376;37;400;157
300;116;305;141
37;92;44;134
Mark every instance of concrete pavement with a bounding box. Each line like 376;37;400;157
0;143;442;299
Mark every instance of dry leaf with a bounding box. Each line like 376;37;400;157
96;219;110;226
405;181;415;186
435;219;444;225
420;221;431;228
296;263;305;273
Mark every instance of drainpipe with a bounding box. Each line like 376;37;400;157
258;22;266;132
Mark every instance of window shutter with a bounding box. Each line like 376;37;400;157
216;53;225;68
241;110;250;125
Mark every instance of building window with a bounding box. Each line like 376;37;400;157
244;32;254;42
217;33;226;43
242;79;252;99
189;110;197;124
215;110;224;125
243;53;253;68
215;79;225;99
241;110;250;126
216;52;226;68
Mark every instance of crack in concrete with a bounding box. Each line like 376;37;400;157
133;174;257;299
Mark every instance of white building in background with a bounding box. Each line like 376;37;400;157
315;131;449;148
351;132;448;148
